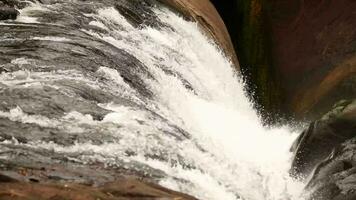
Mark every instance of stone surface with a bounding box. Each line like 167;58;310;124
0;174;197;200
291;100;356;199
0;0;219;199
0;6;19;20
160;0;239;69
211;0;356;120
291;100;356;177
302;138;356;200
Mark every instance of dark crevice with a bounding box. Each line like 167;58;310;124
210;0;286;124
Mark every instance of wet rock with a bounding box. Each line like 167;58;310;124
0;174;17;183
210;0;283;120
210;0;356;120
0;86;111;119
0;0;27;8
100;178;198;199
115;0;165;28
0;6;18;20
0;140;183;198
0;0;221;198
0;142;169;184
160;0;239;69
290;100;356;200
0;117;117;146
0;176;198;200
302;139;356;200
291;100;356;177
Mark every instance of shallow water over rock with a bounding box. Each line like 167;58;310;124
0;1;303;199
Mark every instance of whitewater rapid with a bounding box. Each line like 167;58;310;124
0;2;304;200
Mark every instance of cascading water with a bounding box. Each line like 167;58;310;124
0;1;304;199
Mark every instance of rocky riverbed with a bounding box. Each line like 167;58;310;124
0;0;233;199
1;0;355;200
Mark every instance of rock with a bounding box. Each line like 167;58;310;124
0;6;19;20
0;85;112;119
291;100;356;177
302;138;356;200
0;174;17;183
100;178;198;200
159;0;239;69
0;175;198;200
291;100;356;199
114;0;165;29
0;1;208;199
210;0;286;119
1;0;30;9
210;0;356;120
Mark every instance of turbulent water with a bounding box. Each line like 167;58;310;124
0;1;304;199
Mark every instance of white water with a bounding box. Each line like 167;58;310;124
2;3;305;200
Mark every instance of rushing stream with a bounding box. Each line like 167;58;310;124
0;1;304;199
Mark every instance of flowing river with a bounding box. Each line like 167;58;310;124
0;1;304;199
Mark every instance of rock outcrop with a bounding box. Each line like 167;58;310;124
211;0;356;120
211;0;282;121
160;0;239;69
0;7;18;20
0;0;19;20
302;138;356;200
0;0;237;198
291;100;356;177
291;100;356;199
278;0;356;119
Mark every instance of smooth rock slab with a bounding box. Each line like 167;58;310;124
0;174;197;200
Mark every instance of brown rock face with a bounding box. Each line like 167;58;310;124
211;0;356;120
271;0;356;118
159;0;240;70
0;175;197;200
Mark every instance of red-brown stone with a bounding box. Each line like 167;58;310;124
0;175;197;200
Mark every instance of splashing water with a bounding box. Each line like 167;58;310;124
1;2;305;200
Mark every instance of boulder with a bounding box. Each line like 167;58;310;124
291;100;356;199
0;6;18;20
0;0;32;9
291;100;356;177
210;0;356;120
302;138;356;200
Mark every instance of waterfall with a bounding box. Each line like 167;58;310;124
0;1;304;200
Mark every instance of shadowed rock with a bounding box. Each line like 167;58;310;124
0;6;18;20
302;138;356;200
291;100;356;199
291;100;356;177
160;0;239;69
210;0;356;120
